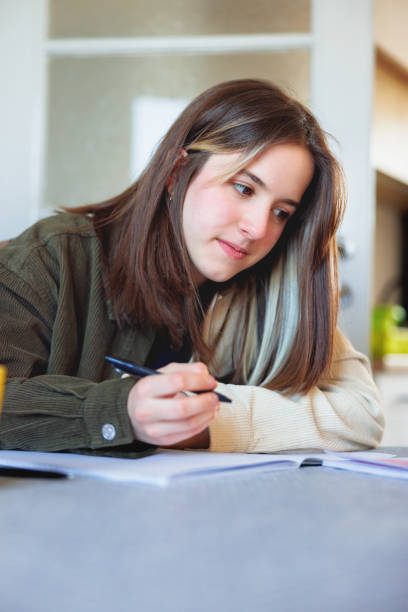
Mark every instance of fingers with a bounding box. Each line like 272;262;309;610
145;415;215;448
139;400;218;440
137;367;217;400
126;362;220;447
135;390;219;423
129;397;218;447
158;361;209;374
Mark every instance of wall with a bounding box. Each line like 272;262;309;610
372;52;408;306
372;52;408;185
374;0;408;70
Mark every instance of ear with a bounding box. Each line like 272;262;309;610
166;148;188;196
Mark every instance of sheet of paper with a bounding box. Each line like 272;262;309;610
323;452;408;479
0;449;303;486
0;449;400;486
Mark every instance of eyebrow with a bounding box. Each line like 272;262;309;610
239;170;300;208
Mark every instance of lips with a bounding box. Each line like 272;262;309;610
217;239;249;260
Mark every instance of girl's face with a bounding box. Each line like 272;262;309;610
182;143;315;286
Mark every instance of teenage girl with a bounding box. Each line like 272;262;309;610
0;79;383;454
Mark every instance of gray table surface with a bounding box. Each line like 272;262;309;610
1;447;408;612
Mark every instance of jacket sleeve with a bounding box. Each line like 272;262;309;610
0;237;149;455
209;330;384;453
1;373;138;453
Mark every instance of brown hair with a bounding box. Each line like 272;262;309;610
69;79;345;394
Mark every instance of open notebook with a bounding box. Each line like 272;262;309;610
0;449;407;486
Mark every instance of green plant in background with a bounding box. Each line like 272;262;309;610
371;303;408;358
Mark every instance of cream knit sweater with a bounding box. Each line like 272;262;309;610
210;329;384;453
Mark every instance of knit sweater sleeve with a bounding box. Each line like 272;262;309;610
208;330;384;453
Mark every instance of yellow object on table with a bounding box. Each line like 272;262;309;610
0;365;6;418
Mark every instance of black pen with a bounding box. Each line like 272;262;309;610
105;355;231;403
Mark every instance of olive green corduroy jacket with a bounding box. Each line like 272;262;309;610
0;213;155;455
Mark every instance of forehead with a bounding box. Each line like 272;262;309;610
200;144;314;186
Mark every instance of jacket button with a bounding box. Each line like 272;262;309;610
102;423;116;441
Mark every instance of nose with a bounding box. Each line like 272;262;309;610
238;208;270;241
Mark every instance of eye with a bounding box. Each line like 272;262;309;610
233;182;253;197
272;208;291;223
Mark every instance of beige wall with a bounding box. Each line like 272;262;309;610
372;54;408;185
374;0;408;70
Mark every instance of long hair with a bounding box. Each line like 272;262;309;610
69;79;345;394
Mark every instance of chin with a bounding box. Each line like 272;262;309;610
205;270;238;283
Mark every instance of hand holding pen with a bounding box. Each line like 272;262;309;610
105;356;231;403
105;356;228;448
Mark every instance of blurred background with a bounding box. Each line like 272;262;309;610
1;0;407;443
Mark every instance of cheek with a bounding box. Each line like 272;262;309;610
261;224;286;254
185;187;232;232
